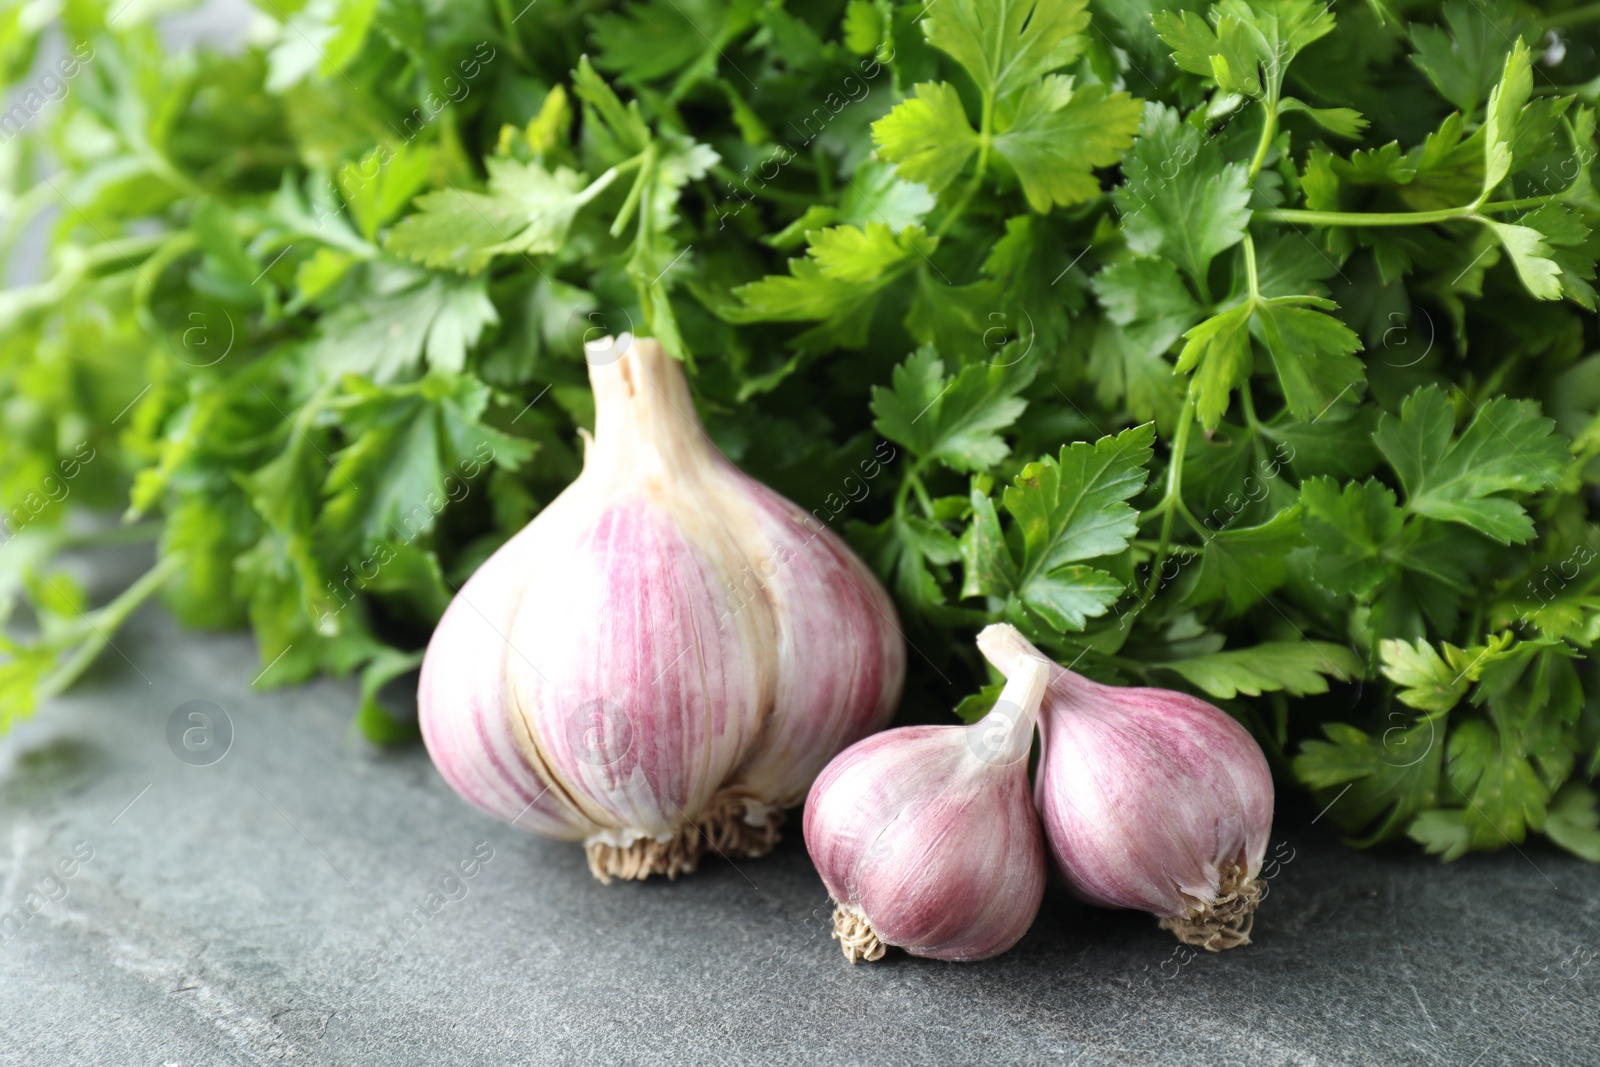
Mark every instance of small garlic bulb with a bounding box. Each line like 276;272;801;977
803;655;1051;963
419;335;905;883
977;624;1273;951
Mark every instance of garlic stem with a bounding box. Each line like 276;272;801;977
975;655;1049;766
974;622;1038;677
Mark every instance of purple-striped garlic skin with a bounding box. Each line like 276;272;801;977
417;508;597;839
723;477;907;813
803;657;1050;962
977;624;1274;951
419;335;904;883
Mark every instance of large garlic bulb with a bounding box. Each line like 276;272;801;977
419;335;905;883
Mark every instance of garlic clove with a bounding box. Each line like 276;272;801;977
716;476;907;811
977;623;1274;951
419;335;905;883
803;656;1050;962
418;510;596;840
501;492;768;847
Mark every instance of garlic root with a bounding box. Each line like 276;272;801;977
831;904;887;963
698;793;785;859
585;829;701;884
583;795;788;884
1158;861;1263;951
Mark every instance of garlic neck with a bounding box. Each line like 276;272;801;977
972;653;1048;766
582;334;718;487
975;623;1106;733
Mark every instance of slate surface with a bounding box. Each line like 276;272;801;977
1;546;1598;1067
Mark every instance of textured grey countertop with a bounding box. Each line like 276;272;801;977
2;551;1598;1067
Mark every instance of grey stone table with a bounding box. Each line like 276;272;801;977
2;555;1598;1067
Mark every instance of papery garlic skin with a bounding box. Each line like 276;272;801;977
803;658;1050;962
420;335;905;882
977;624;1273;951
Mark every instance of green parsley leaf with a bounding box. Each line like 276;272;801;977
1300;476;1403;596
1479;40;1531;203
870;346;1035;472
995;425;1155;631
1543;782;1600;862
1165;640;1362;699
354;648;425;744
338;143;434;243
320;373;534;550
1012;566;1127;632
1411;717;1549;860
808;222;938;283
922;0;1090;102
1378;637;1470;714
1153;8;1262;94
1155;0;1335;98
1278;97;1368;139
1089;255;1199;423
872;82;979;193
960;487;1016;598
1175;303;1253;429
990;79;1141;212
1115;104;1252;291
1251;299;1365;422
735;224;936;341
309;271;500;381
387;159;594;274
1372;384;1568;544
1004;425;1155;573
1481;219;1563;301
1294;718;1445;845
1408;0;1524;117
591;0;761;85
1186;504;1304;614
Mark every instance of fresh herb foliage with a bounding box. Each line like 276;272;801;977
2;0;1597;861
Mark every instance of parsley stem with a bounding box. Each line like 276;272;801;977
1540;2;1600;27
492;0;532;65
1145;389;1197;600
609;147;655;238
37;552;187;705
936;175;983;239
131;231;200;337
1255;194;1558;228
1243;233;1261;300
1247;96;1278;182
935;94;994;239
708;164;817;207
894;457;928;517
1240;381;1261;431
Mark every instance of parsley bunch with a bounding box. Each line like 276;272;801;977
2;0;1598;861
